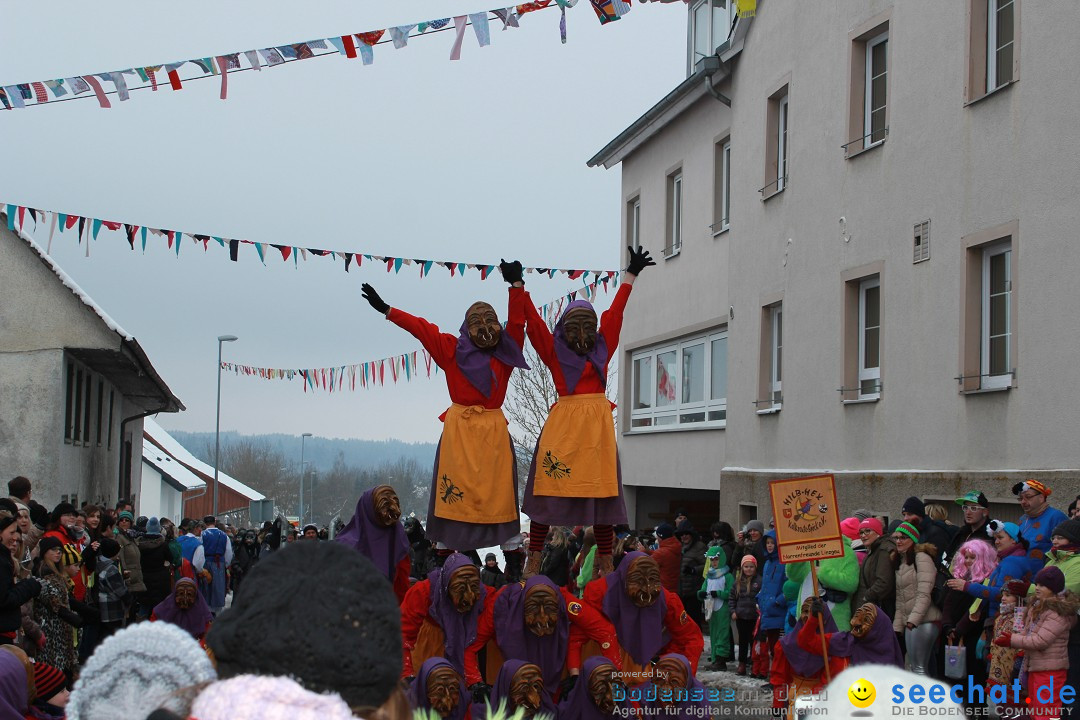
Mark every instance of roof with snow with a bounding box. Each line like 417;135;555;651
142;437;206;491
144;417;265;501
1;209;183;414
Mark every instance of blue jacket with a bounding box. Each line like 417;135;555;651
964;545;1041;619
757;531;788;631
1019;506;1068;562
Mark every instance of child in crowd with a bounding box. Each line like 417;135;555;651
988;581;1026;715
729;554;762;676
995;567;1078;720
699;546;732;671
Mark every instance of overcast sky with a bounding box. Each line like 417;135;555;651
1;1;688;443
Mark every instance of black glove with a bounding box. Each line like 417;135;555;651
470;683;492;704
710;590;720;598
626;245;655;276
697;590;707;600
29;502;48;530
808;597;826;617
558;674;578;698
361;283;390;314
500;259;524;285
57;606;84;628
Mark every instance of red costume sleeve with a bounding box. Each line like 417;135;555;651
796;616;835;657
598;284;632;354
562;587;622;672
583;575;610;614
393;556;412;606
387;308;456;368
522;291;558;375
660;591;704;675
400;579;433;678
506;286;526;349
465;585;502;688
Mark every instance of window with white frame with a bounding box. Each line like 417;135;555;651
982;242;1012;388
770;305;783;404
627;197;641;248
689;0;737;71
630;329;728;430
665;172;683;257
858;277;881;398
713;139;731;233
777;95;789;192
864;32;888;148
987;0;1015;92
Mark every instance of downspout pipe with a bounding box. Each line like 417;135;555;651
701;55;731;106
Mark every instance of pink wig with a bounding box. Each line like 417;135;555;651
951;539;997;580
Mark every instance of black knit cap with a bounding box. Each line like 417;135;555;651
207;539;401;709
901;496;926;517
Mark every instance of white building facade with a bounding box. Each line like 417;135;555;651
592;0;1078;529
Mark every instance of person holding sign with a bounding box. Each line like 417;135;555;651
768;598;848;715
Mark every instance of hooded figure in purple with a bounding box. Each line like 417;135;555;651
407;657;470;720
471;659;558;720
635;654;713;720
796;602;903;667
492;575;570;696
558;656;636;720
151;577;214;640
336;485;411;603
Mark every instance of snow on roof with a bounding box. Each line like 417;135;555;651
142;438;206;490
3;212;133;341
144;417;265;501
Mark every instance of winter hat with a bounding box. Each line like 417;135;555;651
36;536;63;557
49;502;76;524
674;520;697;539
207;540;401;710
1005;579;1031;598
1052;519;1080;546
1013;479;1051;497
740;555;758;568
485;553;497;563
655;523;674;539
745;520;765;535
858;518;883;536
33;663;66;702
839;517;861;540
67;621;216;720
301;524;318;534
895;522;920;543
97;537;120;559
852;508;874;521
1034;566;1066;595
901;497;925;518
987;519;1021;540
146;517;162;536
117;511;134;523
955;491;989;508
190;675;355;720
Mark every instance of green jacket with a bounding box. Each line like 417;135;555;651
1037;548;1080;595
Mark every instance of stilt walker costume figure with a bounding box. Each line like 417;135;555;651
361;262;529;552
521;246;655;578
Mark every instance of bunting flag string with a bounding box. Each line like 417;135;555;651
0;0;642;111
0;204;620;281
219;273;620;394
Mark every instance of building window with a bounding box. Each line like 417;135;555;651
96;380;104;446
864;32;888;148
763;87;789;197
64;362;75;442
689;0;737;71
713;139;731;233
987;0;1015;91
982;243;1012;389
770;304;783;404
107;390;115;450
82;372;92;445
629;329;728;431
858;278;881;398
72;367;84;444
756;301;783;410
627;196;641;248
665;171;683;257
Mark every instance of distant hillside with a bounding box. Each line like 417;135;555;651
169;431;436;474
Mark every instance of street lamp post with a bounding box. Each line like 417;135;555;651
299;432;312;524
214;335;238;519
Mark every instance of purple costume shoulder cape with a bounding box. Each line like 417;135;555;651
429;553;488;674
825;605;903;667
637;654;712;720
153;578;213;639
780;603;839;677
601;551;667;666
471;659;558;720
407;657;469;720
558;655;633;720
455;319;529;398
493;576;569;695
553;300;609;394
336;486;410;581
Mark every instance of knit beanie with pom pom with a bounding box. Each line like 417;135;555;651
190;675;355;720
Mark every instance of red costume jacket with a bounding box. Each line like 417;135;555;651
463;585;623;688
392;555;411;605
644;537;681;593
387;286;526;413
523;284;631;396
583;574;704;675
768;637;847;710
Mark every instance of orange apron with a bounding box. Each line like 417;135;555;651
433;404;517;523
534;393;618;499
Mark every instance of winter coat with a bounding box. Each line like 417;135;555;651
893;544;943;631
480;565;507;589
785;537;860;631
0;550;40;633
914;518;955;566
730;573;762;620
116;530;146;593
540;543;570;587
757;532;788;631
679;539;708;598
854;536;896;621
137;535;173;607
963;544;1040;619
1040;547;1080;596
646;537;682;593
1011;592;1080;672
731;539;766;570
